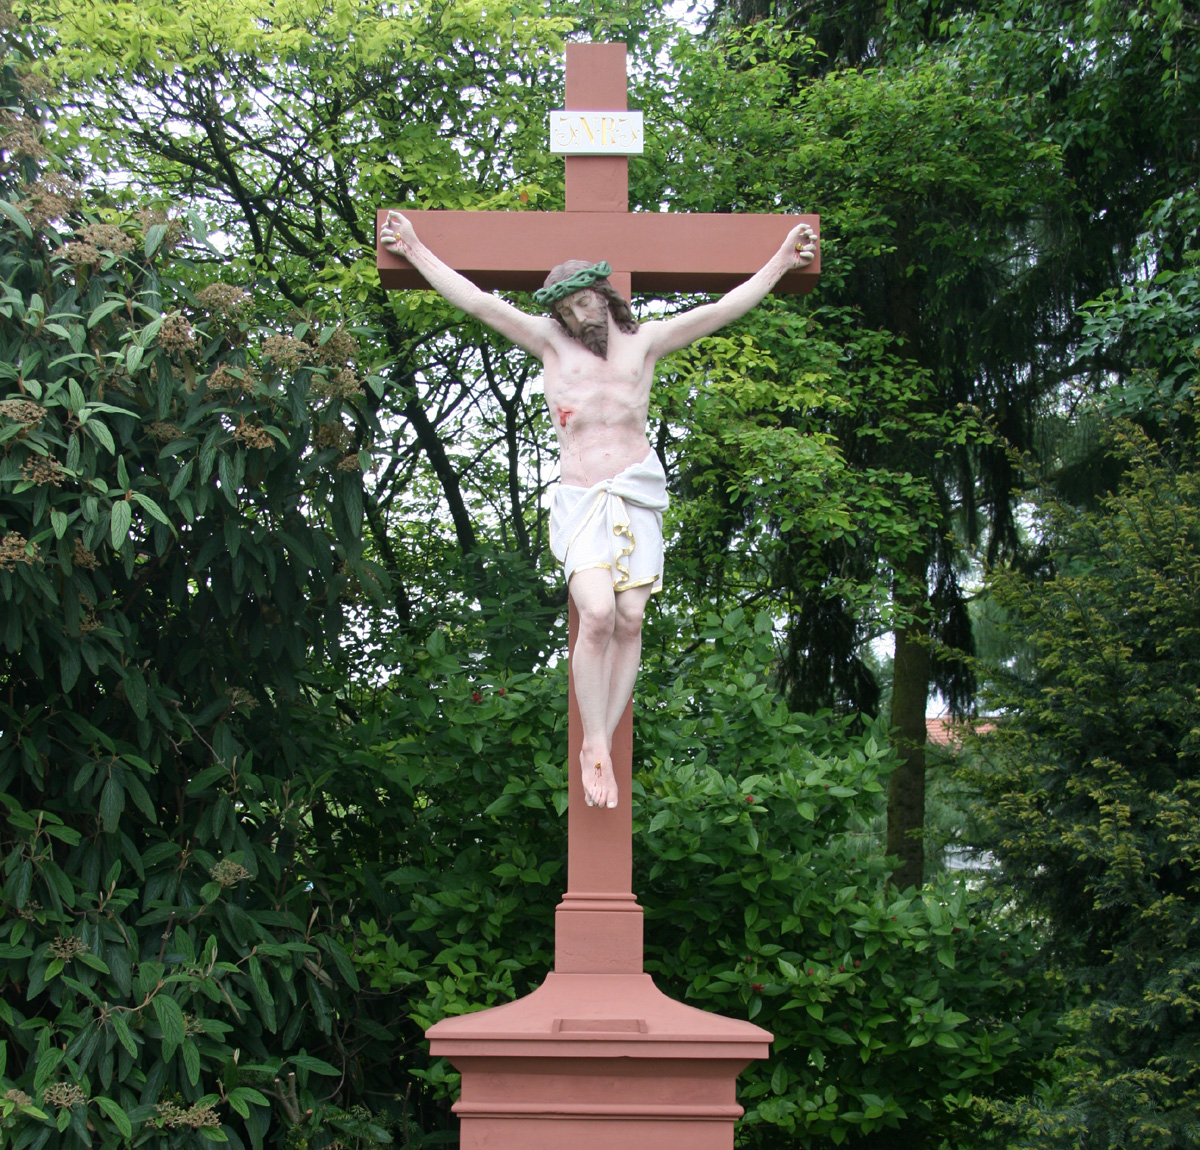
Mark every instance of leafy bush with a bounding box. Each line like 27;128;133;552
635;609;1055;1147
0;170;381;1148
969;415;1200;1147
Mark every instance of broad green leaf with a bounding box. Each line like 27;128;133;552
110;499;132;550
153;993;187;1057
94;1095;133;1139
99;775;125;832
110;1011;137;1057
183;1037;201;1085
289;1052;340;1076
145;224;168;258
131;491;173;527
770;1061;788;1094
0;198;33;238
88;298;124;328
85;418;116;454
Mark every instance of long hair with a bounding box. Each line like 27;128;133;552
542;260;639;335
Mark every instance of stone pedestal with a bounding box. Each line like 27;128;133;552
425;604;772;1148
428;973;771;1150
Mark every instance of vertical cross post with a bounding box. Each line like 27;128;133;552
556;42;642;976
564;42;631;296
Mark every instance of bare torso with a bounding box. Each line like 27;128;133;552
541;316;658;488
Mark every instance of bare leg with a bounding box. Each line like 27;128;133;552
605;584;653;737
570;570;618;807
569;572;653;809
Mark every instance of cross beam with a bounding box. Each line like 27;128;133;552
376;209;820;295
376;43;820;299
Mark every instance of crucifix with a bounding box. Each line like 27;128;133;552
376;42;819;1150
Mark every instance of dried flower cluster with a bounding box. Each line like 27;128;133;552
49;934;87;960
261;333;310;369
156;1100;221;1129
18;173;80;228
146;420;182;443
43;1082;87;1110
157;312;197;356
78;604;102;634
315;327;357;367
0;532;39;570
0;109;45;170
337;453;362;472
59;240;102;266
310;366;364;401
210;859;253;887
75;222;135;255
72;539;100;569
17;68;52;99
195;283;251;317
227;686;259;711
5;1088;32;1107
233;417;274;450
205;364;246;395
315;421;350;451
0;398;46;425
21;455;66;486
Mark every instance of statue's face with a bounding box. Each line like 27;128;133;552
555;289;609;358
555;288;606;334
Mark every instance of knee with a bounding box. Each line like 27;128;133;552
576;597;616;645
613;600;646;643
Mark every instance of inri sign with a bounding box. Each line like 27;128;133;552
548;110;644;155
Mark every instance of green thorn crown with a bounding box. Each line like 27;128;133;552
533;261;613;308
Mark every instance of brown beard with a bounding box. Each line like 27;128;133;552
575;318;609;359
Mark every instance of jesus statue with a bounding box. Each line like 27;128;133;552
379;211;818;810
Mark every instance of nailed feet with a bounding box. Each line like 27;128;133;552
581;747;618;808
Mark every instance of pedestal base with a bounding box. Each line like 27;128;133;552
427;972;772;1150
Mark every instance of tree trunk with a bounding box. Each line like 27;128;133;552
887;551;930;889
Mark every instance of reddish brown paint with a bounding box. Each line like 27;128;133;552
376;208;820;296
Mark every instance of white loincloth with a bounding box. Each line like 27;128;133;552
550;452;670;593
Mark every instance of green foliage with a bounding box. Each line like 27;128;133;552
633;608;1055;1147
0;107;388;1147
968;415;1200;1146
0;173;1056;1144
1081;188;1200;413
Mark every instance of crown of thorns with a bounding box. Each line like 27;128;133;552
533;262;613;308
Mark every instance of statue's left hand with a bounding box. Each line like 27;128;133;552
784;221;818;269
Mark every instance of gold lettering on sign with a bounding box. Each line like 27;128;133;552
548;111;644;155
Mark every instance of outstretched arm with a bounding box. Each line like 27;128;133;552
379;211;553;359
643;221;817;358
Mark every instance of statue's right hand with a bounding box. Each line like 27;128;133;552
380;210;418;255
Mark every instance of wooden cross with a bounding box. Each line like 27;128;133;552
376;42;819;978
